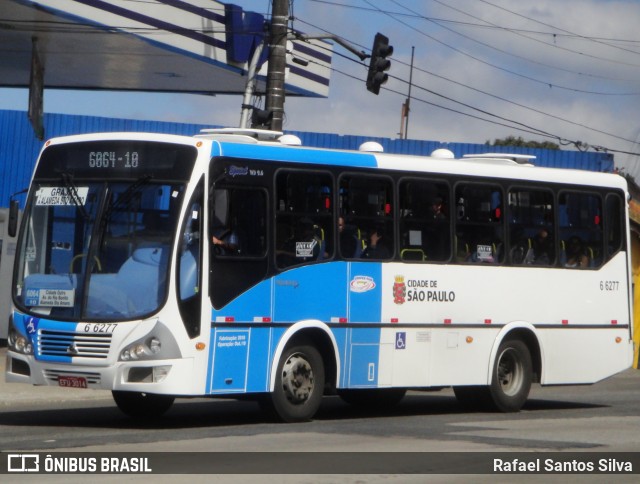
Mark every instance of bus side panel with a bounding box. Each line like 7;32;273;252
208;263;352;394
538;252;633;384
208;325;286;394
212;279;273;322
273;263;348;323
539;328;633;385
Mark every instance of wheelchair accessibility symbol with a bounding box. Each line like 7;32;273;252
395;332;406;350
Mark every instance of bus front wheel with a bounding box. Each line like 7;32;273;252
261;344;325;422
112;391;174;418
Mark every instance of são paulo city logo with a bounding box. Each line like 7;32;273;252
393;275;406;304
393;275;455;305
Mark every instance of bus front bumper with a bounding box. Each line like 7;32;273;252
5;351;198;395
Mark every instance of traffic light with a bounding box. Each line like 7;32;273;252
366;33;393;95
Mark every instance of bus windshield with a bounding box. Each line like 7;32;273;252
14;179;185;321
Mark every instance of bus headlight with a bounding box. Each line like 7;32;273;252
8;319;33;356
121;342;152;361
118;322;179;362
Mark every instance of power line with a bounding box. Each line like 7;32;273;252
292;17;640;157
363;0;640;95
476;0;640;57
429;0;640;65
308;0;640;46
392;0;640;83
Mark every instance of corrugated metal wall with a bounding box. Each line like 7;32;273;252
0;109;615;207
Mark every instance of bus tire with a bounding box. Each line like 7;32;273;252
112;391;174;418
338;388;406;409
261;344;325;422
488;339;532;412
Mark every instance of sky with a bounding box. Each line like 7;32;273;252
2;0;640;178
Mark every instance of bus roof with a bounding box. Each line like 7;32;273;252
40;130;628;193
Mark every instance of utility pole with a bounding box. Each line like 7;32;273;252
265;0;288;131
401;46;414;140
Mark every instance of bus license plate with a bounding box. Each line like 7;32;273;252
58;376;88;389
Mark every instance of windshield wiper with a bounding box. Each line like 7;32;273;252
102;175;153;223
61;172;90;220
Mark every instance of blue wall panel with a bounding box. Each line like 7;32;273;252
0;109;615;207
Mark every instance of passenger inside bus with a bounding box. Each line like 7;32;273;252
212;227;239;255
564;236;590;268
528;228;553;265
362;226;391;259
430;196;446;220
338;216;364;258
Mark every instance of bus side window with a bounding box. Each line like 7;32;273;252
276;170;334;269
507;188;555;266
399;178;450;262
455;183;504;264
339;174;394;260
211;188;267;258
559;191;603;269
605;192;625;260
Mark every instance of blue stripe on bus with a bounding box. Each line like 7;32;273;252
215;143;379;168
12;312;74;364
208;262;386;392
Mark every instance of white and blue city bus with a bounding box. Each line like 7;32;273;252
6;129;634;421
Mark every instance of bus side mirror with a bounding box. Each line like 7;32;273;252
8;200;19;238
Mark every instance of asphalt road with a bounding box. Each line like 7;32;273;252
1;346;639;483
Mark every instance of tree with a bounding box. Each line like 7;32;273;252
486;136;559;150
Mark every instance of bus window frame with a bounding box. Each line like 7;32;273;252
397;175;452;263
338;171;396;261
506;184;556;267
557;189;604;269
453;179;505;265
274;167;336;270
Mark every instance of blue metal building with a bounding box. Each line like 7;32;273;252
0;109;615;207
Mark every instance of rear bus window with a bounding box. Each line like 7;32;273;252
558;191;602;269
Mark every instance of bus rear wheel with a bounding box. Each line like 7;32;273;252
454;338;532;412
261;344;325;422
488;339;532;412
112;391;175;418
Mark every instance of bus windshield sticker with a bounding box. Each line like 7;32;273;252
35;187;89;206
25;288;75;307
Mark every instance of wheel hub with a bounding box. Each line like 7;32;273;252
498;348;524;396
281;353;314;405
